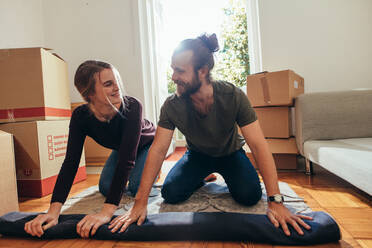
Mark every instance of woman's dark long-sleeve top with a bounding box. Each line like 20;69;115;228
51;96;156;206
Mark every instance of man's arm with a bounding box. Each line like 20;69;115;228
240;120;280;196
240;120;312;236
135;126;174;204
108;126;174;233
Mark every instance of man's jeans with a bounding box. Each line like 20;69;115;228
99;144;151;197
161;148;262;206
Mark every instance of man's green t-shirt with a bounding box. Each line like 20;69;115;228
158;81;257;157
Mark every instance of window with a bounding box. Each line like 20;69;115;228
138;0;261;146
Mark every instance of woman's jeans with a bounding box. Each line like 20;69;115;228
99;144;151;197
161;148;262;206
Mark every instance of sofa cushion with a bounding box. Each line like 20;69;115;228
295;90;372;155
304;138;372;195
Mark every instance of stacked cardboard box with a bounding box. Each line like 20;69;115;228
0;48;86;197
0;48;71;123
245;70;304;169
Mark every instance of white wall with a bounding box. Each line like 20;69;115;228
258;0;372;93
3;0;371;105
0;0;44;48
42;0;145;109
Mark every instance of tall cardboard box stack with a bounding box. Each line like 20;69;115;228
0;47;86;198
245;70;304;169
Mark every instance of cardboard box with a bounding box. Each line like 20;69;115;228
272;154;297;170
71;103;111;166
84;137;112;166
0;130;19;215
0;47;71;123
266;138;298;154
254;107;292;138
246;70;304;107
0;120;86;197
243;138;298;169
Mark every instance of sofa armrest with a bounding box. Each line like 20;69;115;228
295;90;372;155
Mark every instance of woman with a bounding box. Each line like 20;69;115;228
24;60;156;238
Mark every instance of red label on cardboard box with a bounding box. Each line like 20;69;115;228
46;133;68;160
0;107;71;120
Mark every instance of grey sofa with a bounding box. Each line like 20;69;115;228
295;90;372;195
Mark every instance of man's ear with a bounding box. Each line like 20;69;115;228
198;65;209;81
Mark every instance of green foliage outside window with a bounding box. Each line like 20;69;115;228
213;0;249;88
167;69;176;94
167;0;249;94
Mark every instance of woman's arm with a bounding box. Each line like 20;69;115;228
25;108;86;237
109;126;174;233
76;97;146;238
51;110;86;204
105;97;143;205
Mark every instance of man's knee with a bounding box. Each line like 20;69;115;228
99;181;109;197
231;183;262;206
161;182;189;204
127;180;139;197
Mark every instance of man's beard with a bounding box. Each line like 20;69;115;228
175;76;202;98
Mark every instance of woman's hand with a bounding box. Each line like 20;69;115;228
76;203;116;238
24;212;59;237
108;200;147;233
267;202;313;236
24;202;62;237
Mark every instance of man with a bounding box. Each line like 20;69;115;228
108;33;312;236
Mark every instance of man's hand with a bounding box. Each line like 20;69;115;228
24;212;59;237
108;200;147;233
267;202;313;236
76;204;116;238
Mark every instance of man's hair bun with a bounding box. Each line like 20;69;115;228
198;33;219;53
